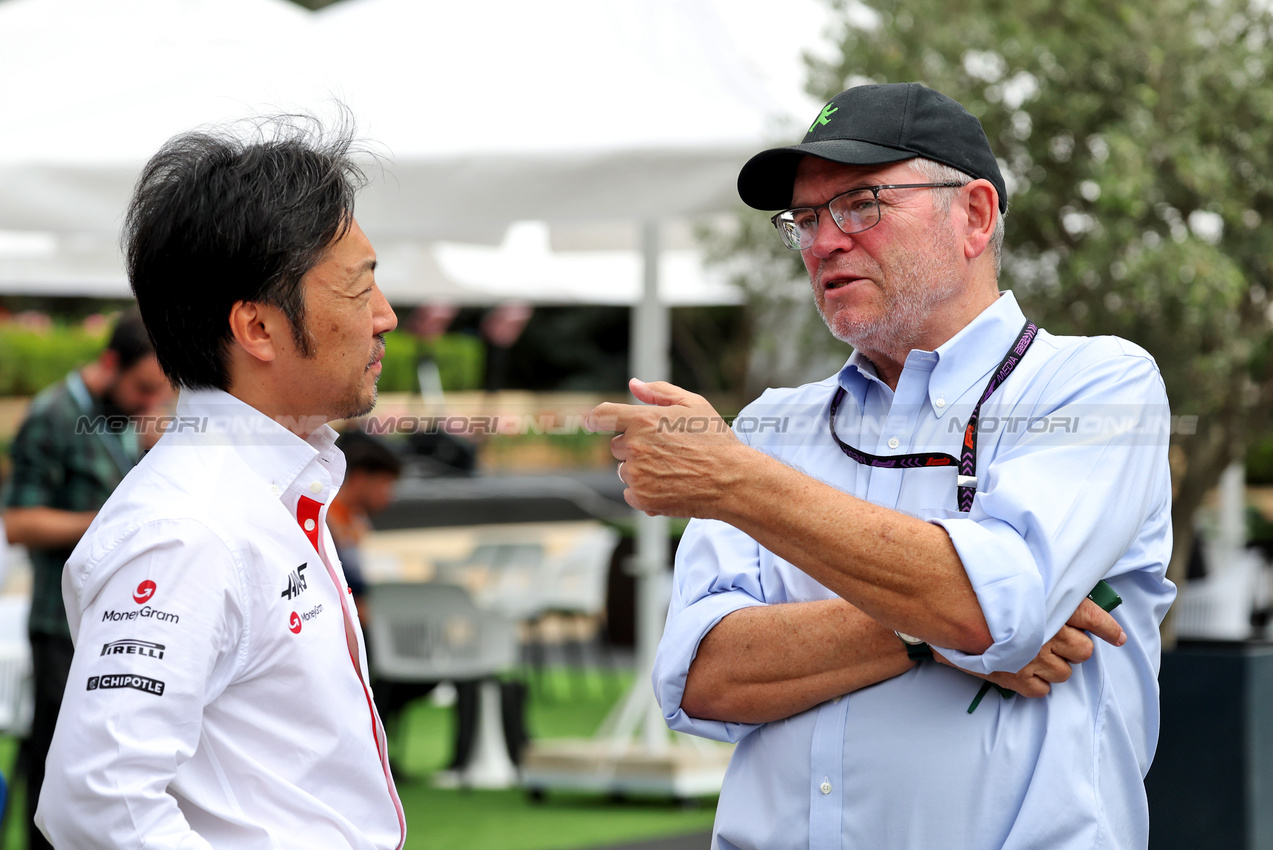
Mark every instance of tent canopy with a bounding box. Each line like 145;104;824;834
0;0;829;304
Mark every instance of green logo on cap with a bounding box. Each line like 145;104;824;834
809;103;838;133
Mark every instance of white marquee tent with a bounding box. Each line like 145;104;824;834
0;0;833;304
0;0;840;790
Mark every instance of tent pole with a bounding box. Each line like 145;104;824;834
518;227;733;798
630;219;671;754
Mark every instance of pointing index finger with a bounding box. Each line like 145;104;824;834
586;401;637;434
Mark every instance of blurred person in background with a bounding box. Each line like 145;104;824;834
2;307;170;850
329;429;403;623
35;114;405;849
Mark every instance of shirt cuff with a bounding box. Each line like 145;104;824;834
929;515;1045;675
652;587;766;744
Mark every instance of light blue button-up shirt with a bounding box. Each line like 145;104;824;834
653;292;1175;850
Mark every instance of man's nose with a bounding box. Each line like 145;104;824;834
806;208;856;258
372;285;398;334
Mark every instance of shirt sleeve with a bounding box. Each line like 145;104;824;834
652;515;768;744
3;405;62;509
36;519;246;850
932;341;1174;674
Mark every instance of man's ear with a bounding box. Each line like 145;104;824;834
960;180;999;261
228;300;280;364
97;347;120;375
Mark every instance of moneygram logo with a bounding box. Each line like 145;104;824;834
133;580;157;605
288;605;323;635
102;606;179;625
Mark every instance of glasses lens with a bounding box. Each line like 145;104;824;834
774;209;817;250
828;189;881;235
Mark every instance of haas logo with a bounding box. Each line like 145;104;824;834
133;580;157;605
280;563;308;601
289;612;302;634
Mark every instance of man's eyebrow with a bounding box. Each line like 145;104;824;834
342;258;377;291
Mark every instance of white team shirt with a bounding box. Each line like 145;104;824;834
37;389;405;849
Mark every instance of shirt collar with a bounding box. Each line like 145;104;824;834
834;290;1028;416
926;290;1027;418
172;388;345;497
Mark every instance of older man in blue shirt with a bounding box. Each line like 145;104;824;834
590;83;1174;849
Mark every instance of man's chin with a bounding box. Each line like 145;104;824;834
819;307;876;348
340;386;380;421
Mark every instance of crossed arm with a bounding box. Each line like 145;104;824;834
589;379;1128;725
681;595;1121;724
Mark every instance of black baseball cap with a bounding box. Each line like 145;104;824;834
737;83;1007;213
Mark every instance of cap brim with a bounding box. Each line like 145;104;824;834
737;140;918;210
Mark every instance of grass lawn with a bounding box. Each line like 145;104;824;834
1;669;717;850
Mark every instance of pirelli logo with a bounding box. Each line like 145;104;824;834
86;674;166;696
100;639;165;660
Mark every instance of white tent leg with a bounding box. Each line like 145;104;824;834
630;220;673;752
459;679;519;789
519;220;732;797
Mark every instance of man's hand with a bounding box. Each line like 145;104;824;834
586;378;746;518
588;377;993;654
936;597;1126;697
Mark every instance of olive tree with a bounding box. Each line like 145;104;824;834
707;0;1273;607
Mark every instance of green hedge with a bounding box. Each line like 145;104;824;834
0;323;485;397
0;323;108;396
1248;435;1273;485
378;331;485;393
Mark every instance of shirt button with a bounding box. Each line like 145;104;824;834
935;397;946;409
310;481;323;494
820;780;832;795
303;518;316;532
269;484;280;496
888;437;900;449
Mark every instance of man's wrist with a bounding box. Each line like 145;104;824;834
896;631;932;662
707;442;777;524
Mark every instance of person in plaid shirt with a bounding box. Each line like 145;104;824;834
2;307;170;850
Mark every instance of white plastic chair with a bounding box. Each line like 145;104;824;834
519;526;619;695
0;595;33;739
365;582;519;788
535;526;619;619
434;543;547;620
1174;546;1263;640
367;582;518;681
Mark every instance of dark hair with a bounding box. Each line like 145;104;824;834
337;430;403;477
123;112;367;390
106;307;155;371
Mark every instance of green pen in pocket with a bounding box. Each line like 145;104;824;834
966;580;1123;713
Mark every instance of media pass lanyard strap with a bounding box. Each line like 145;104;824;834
828;320;1040;512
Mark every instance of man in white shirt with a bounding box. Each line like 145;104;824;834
589;83;1174;848
36;116;406;849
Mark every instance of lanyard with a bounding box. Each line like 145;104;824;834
828;320;1039;512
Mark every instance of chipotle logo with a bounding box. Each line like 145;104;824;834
133;580;157;605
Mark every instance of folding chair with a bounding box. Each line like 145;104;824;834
365;582;519;788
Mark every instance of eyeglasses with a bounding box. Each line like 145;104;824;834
770;182;967;250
